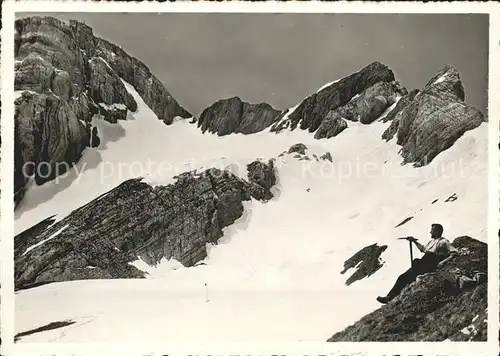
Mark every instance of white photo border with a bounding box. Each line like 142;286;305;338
1;1;499;356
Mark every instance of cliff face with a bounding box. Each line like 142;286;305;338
14;16;191;205
271;61;401;133
267;62;485;167
15;161;276;289
197;96;281;136
381;65;485;166
92;29;191;124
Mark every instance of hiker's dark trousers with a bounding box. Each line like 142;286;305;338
386;252;439;299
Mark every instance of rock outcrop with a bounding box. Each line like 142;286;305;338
271;61;402;133
247;160;276;192
14;164;276;289
341;243;388;286
268;62;484;167
381;89;419;123
329;236;487;341
93;28;191;124
278;144;333;163
336;81;404;124
14;16;191;205
14;91;91;193
287;143;308;155
197;96;281;135
382;66;485;166
314;111;348;139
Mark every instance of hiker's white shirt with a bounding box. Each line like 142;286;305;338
424;237;457;257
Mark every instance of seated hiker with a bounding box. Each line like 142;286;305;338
376;223;458;304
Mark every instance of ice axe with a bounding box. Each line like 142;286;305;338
398;237;418;269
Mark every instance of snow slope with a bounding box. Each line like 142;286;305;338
15;81;488;342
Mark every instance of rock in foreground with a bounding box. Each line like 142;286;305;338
328;236;487;341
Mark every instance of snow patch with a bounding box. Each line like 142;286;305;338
434;73;448;85
130;256;184;278
316;78;340;93
23;224;70;256
270;103;300;132
377;96;402;121
98;102;127;111
349;93;360;103
89;56;115;72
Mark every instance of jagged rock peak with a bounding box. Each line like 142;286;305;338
381;65;485;166
15;16;191;122
422;64;465;102
197;96;281;136
271;61;398;134
14;15;192;206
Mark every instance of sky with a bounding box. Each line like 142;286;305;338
22;13;489;117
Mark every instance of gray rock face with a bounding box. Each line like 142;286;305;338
337;81;404;124
15;17;88;95
94;34;191;125
87;57;137;111
313;80;404;140
314;111;348;139
320;152;333;162
381;89;419;123
14;91;90;197
98;104;128;124
382;66;485;166
271;61;396;133
288;143;307;155
90;126;101;148
14;16;191;205
15;166;276;288
197;97;281;135
247;160;276;192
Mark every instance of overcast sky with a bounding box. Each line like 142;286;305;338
23;13;488;116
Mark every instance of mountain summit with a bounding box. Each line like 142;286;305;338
14;16;191;204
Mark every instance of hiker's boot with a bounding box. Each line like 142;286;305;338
474;272;487;284
376;296;391;304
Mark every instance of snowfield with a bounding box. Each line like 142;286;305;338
15;81;488;342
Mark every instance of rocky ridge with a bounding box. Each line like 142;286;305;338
271;61;404;133
197;96;281;136
265;62;484;167
14;161;276;289
381;65;485;166
14;16;191;205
